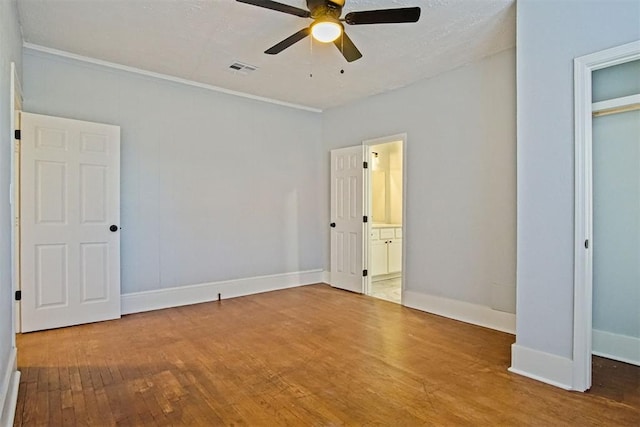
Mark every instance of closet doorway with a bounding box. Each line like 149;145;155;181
573;40;640;391
591;60;640;365
364;135;405;304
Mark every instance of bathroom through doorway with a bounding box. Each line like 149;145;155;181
366;137;404;304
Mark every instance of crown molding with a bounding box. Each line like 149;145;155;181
23;43;323;113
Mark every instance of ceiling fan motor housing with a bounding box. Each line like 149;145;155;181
307;0;343;19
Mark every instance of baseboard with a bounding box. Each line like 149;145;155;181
593;329;640;366
402;290;516;334
509;344;573;390
121;269;325;315
0;348;20;427
322;270;330;284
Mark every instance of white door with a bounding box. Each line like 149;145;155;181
20;112;121;332
330;146;365;293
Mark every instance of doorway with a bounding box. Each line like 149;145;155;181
328;134;407;301
364;135;405;304
591;59;640;369
573;40;640;391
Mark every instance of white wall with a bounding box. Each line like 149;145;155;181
0;0;22;422
387;142;403;225
370;147;388;223
22;49;324;295
323;48;516;312
515;0;640;362
370;141;402;224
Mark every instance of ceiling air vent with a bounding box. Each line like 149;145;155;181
228;62;258;75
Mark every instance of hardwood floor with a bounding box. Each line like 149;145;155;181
14;284;640;426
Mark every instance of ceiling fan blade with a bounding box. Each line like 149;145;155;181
236;0;310;18
333;32;362;62
344;7;421;25
265;27;311;54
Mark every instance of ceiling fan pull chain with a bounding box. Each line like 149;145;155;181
309;36;314;78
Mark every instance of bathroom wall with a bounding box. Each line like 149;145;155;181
388;142;403;224
370;141;403;224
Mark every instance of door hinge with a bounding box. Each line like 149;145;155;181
15;290;21;301
14;129;21;140
363;215;368;223
363;269;368;277
363;161;368;169
585;239;589;249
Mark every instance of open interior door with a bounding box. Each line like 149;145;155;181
20;112;121;332
330;145;365;293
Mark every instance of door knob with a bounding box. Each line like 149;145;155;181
330;222;336;228
109;225;119;232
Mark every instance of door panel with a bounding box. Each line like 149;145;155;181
21;112;121;332
80;165;107;223
36;161;66;223
36;244;67;307
330;146;364;293
80;243;109;302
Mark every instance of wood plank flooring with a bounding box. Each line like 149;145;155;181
14;284;640;426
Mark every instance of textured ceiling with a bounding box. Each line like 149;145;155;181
17;0;515;110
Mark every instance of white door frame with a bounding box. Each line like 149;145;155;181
10;62;22;339
362;133;407;304
573;40;640;392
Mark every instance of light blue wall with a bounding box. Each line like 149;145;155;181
592;110;640;339
0;0;22;415
323;48;517;309
592;59;640;102
23;49;325;294
516;0;640;358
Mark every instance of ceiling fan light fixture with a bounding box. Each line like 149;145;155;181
238;0;422;62
311;19;342;43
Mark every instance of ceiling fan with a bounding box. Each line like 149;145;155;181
236;0;421;62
